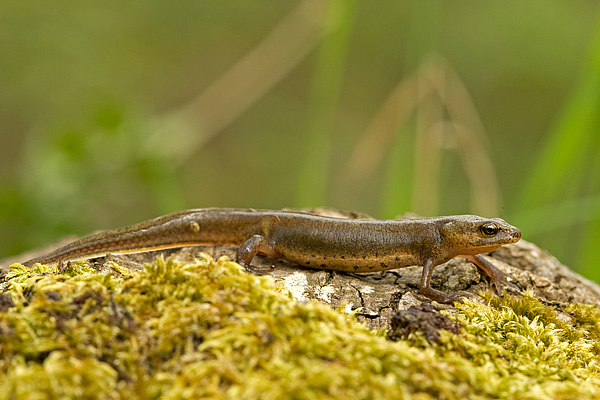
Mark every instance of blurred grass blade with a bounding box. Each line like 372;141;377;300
579;136;600;279
381;125;416;218
295;0;356;207
430;57;500;216
449;122;500;216
580;195;600;280
518;10;600;220
147;0;328;166
379;56;500;218
339;70;429;189
411;70;445;216
516;9;600;274
381;1;442;218
341;74;413;185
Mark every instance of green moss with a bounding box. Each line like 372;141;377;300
1;256;600;399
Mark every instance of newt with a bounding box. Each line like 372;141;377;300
22;208;521;303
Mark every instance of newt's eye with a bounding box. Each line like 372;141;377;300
480;223;499;237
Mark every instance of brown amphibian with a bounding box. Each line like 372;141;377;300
23;208;521;303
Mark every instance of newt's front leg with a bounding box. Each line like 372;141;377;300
419;259;476;304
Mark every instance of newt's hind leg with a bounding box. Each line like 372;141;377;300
235;235;280;273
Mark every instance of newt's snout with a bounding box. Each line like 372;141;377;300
510;229;521;242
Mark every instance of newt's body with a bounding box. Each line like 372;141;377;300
23;208;521;303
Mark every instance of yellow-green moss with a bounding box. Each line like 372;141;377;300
1;255;600;399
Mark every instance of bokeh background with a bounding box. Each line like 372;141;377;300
2;1;600;280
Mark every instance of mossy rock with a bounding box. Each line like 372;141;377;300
1;255;600;399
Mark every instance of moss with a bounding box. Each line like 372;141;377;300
1;256;600;399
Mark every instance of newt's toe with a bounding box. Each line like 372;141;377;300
490;275;521;295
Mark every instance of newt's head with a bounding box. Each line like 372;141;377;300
439;215;521;256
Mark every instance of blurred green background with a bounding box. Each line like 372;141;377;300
2;1;600;280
